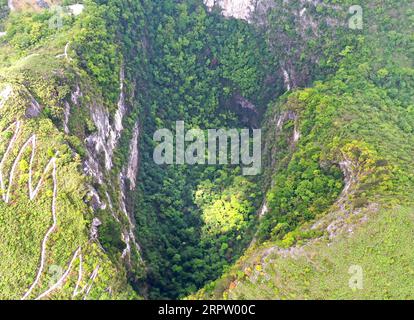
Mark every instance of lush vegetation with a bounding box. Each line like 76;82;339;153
197;206;414;300
193;0;414;299
0;0;143;299
134;1;272;298
0;0;413;300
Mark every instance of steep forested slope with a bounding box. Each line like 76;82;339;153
133;1;272;299
1;0;270;299
0;0;148;299
194;0;414;299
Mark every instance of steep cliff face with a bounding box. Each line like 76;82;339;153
0;74;139;300
0;1;146;299
205;0;351;90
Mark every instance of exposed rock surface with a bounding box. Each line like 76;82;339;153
204;0;254;20
0;85;13;110
84;67;127;182
68;3;84;16
90;217;102;241
8;0;14;11
25;93;42;118
126;122;140;191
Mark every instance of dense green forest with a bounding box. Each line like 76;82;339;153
193;0;414;299
0;0;412;300
134;1;271;299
